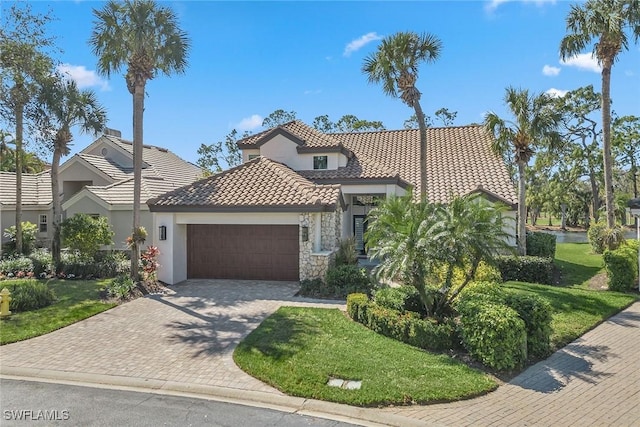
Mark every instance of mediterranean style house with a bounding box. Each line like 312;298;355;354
148;120;517;284
0;129;201;254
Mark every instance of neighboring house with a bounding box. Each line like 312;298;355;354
149;120;517;285
0;171;52;254
0;129;201;253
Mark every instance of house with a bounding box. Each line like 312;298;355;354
0;129;201;252
148;120;517;285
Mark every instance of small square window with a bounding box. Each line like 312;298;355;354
248;154;259;160
313;156;328;170
39;214;47;233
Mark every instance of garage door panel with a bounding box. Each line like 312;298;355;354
187;224;299;280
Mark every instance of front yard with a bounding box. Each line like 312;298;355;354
0;279;115;345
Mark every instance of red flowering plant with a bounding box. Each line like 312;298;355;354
140;246;160;283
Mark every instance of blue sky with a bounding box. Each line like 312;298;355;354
20;0;640;165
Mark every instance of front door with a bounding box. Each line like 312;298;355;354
353;215;367;255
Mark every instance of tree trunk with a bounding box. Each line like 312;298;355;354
561;203;567;230
413;101;428;201
15;103;24;254
51;145;62;273
517;160;527;255
589;172;600;223
131;82;145;282
601;60;616;228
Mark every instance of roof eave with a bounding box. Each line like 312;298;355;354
148;204;338;213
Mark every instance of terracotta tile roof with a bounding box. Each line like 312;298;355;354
148;157;341;212
0;171;52;207
237;120;344;150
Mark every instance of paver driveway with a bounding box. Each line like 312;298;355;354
0;280;345;393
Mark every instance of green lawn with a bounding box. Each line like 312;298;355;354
0;279;115;345
234;307;497;406
555;242;603;287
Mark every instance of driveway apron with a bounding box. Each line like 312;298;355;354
0;280;345;393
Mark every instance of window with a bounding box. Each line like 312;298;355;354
39;214;47;233
313;155;328;170
248;154;259;160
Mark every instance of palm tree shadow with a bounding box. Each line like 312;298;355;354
510;343;616;393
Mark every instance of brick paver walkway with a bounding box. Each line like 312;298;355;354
1;280;638;426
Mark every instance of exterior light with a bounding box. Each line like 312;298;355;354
159;225;167;241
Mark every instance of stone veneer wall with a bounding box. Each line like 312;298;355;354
299;211;341;281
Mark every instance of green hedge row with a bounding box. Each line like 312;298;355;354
526;231;557;258
346;293;455;351
603;240;639;292
495;256;554;285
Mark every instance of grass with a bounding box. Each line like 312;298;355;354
555;242;603;287
0;279;116;345
503;281;636;349
234;307;497;406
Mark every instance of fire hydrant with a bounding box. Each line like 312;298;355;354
0;288;11;318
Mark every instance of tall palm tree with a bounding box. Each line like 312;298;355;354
484;87;560;255
560;0;640;228
38;77;107;272
362;32;442;201
90;0;190;281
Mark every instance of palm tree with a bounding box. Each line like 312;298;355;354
362;32;442;201
560;0;640;228
484;87;560;255
90;0;190;281
38;77;107;272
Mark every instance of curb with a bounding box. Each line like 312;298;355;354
0;367;430;427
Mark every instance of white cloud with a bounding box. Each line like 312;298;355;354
545;88;568;98
560;53;601;73
235;114;263;131
624;69;635;77
343;32;382;57
303;89;322;95
486;0;556;12
542;65;561;76
56;63;110;91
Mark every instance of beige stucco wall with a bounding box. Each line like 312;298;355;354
153;212;187;285
258;135;347;171
84;139;133;168
0;208;52;248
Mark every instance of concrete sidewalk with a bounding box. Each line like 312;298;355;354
1;280;639;426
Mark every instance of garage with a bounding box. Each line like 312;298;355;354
187;224;299;281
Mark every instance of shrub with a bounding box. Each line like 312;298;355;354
503;292;552;359
334;237;359;267
140;246;160;282
324;264;374;298
298;278;326;298
3;222;38;255
0;256;34;276
107;275;137;299
458;300;527;371
347;293;455;351
374;285;427;316
588;222;626;254
495;256;554;285
526;231;557;258
61;214;114;259
603;240;639;292
8;280;56;312
95;251;130;278
29;248;53;277
454;281;505;306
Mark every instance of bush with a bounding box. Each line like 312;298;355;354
324;264;374;298
3;222;38;255
458;300;527;371
526;231;557;258
503;292;552;359
495;256;554;285
588;223;626;254
61;214;114;259
603;240;639;292
8;280;56;312
334;237;359;267
347;293;455;351
95;251;130;278
454;281;505;306
0;256;34;277
374;285;427;316
106;275;137;299
29;248;53;277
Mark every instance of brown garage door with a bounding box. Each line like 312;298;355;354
187;224;299;281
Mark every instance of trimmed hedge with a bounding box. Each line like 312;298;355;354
458;299;527;371
346;293;455;351
526;231;557;258
603;240;639;292
495;256;554;285
325;264;374;298
8;280;56;312
373;285;426;316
